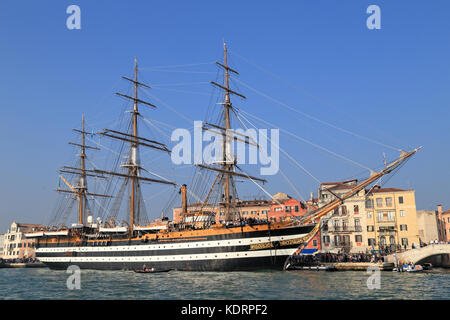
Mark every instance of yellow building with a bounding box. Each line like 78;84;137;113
365;187;420;251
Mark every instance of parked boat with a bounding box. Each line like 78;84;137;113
134;268;172;273
393;264;423;272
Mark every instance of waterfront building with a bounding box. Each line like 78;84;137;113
173;192;318;226
318;180;367;253
365;187;420;251
317;180;421;253
3;222;43;260
0;234;3;258
437;205;450;242
268;192;308;222
172;199;273;224
416;209;440;244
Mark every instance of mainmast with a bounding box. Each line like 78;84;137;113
130;58;139;235
78;115;87;224
96;59;176;236
222;42;232;221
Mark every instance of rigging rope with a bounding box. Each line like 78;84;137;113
238;108;373;172
229;50;406;151
231;76;403;152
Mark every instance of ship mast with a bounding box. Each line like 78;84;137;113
95;59;176;236
58;115;110;226
222;42;232;221
78;115;87;224
198;42;266;223
130;58;139;235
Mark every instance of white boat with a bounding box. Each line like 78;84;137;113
393;264;423;272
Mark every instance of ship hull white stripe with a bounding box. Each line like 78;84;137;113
36;233;306;253
37;248;296;263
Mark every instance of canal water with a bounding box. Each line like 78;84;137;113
0;268;448;300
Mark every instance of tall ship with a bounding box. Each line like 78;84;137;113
27;44;421;271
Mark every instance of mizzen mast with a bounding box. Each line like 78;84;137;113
58;115;110;225
199;42;265;223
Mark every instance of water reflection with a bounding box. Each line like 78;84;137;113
0;268;448;300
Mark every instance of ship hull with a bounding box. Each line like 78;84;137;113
35;224;315;271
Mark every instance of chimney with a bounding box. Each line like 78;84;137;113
181;184;187;214
437;204;443;215
310;192;314;201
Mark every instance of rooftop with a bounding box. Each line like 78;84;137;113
366;187;409;194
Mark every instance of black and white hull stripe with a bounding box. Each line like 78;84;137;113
36;225;314;271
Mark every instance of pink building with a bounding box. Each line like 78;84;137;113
437;205;450;242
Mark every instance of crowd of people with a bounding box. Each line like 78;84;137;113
288;251;386;266
0;257;39;264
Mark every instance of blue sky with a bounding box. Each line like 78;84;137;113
0;1;449;232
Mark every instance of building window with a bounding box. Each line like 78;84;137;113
342;220;348;231
367;225;374;232
334;235;340;245
400;224;408;231
389;236;396;245
365;199;374;209
401;238;408;246
353;205;359;214
323;235;330;243
367;211;373;219
354;219;361;231
285;206;291;213
387;211;395;221
355;235;362;243
398;196;404;204
313;240;317;247
368;238;376;246
294;205;299;213
376;198;383;207
385;197;393;207
400;210;405;217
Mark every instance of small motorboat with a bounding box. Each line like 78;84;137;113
406;264;423;272
393;264;423;272
134;267;172;273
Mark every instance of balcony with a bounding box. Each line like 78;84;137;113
377;228;397;235
327;226;362;233
377;219;396;225
332;242;352;251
